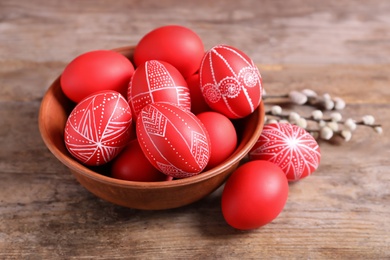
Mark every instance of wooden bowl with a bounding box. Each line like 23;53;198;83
38;46;265;210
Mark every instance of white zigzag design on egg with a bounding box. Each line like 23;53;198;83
191;131;210;170
156;162;190;178
141;105;168;137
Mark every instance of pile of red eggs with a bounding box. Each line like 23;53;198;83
60;25;321;230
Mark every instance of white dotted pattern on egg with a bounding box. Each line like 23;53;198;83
136;103;210;178
128;60;191;119
64;91;132;166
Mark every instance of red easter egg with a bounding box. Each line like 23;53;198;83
136;103;210;178
64;91;133;166
111;139;169;182
200;45;262;119
134;25;204;78
186;73;210;115
196;111;237;170
222;160;289;230
249;123;321;181
128;60;191;120
61;50;134;103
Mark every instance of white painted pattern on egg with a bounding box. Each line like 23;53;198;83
64;91;132;166
128;60;191;120
249;123;321;181
136;103;210;178
200;45;262;119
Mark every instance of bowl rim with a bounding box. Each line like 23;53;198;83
38;46;265;190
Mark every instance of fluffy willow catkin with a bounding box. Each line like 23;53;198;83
263;89;382;142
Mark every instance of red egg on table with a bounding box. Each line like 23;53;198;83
134;25;204;78
111;139;169;182
64;91;133;166
221;160;289;230
196;111;237;170
61;50;134;103
128;60;191;120
136;103;210;178
186;73;210;115
249;123;321;181
199;45;262;119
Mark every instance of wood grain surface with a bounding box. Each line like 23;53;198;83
1;0;389;259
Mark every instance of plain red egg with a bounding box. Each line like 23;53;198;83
196;111;237;170
133;25;204;78
136;103;210;178
128;60;191;120
186;73;210;115
199;45;262;119
61;50;134;103
221;160;289;230
111;139;169;182
249;123;321;181
64;91;133;166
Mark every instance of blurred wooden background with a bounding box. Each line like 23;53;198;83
0;0;389;259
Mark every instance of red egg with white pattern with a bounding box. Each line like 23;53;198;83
199;45;262;119
128;60;191;120
64;91;133;166
249;123;321;181
136;102;210;179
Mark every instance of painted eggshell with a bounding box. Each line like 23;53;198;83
199;45;262;119
196;111;237;170
61;50;134;103
128;60;191;120
136;103;210;178
249;123;321;181
64;91;133;166
111;139;169;182
186;73;210;115
133;25;204;79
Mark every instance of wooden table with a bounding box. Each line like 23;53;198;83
1;0;389;258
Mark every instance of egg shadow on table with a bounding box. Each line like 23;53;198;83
187;184;255;237
42;176;253;251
